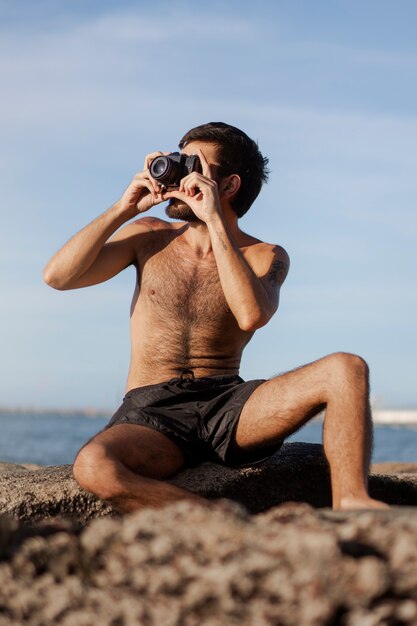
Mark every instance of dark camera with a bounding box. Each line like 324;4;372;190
149;152;202;187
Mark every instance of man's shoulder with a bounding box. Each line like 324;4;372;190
240;233;290;279
240;232;289;261
131;216;175;233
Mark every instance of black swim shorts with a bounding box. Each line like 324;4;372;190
106;372;281;467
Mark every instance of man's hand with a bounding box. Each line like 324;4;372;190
163;149;223;223
44;151;172;291
118;152;170;217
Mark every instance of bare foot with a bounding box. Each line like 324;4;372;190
336;496;390;511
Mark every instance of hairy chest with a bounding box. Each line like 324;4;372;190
138;245;232;328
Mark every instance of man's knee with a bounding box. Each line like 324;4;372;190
326;351;369;386
73;440;120;501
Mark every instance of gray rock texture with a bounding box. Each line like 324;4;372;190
372;461;417;475
0;443;416;524
0;443;416;625
0;501;416;625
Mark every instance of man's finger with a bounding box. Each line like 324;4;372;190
179;171;215;194
141;180;161;202
162;188;183;199
143;151;171;171
197;149;212;178
134;169;161;196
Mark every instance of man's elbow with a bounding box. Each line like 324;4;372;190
238;311;271;332
238;301;279;332
43;266;68;290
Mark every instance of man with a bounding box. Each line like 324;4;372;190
44;122;387;511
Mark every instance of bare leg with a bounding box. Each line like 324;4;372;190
73;424;208;512
231;352;388;510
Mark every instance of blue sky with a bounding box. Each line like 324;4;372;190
1;0;416;410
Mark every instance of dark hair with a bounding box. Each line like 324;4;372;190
178;122;269;217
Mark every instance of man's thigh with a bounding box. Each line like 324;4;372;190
81;423;186;480
231;358;329;456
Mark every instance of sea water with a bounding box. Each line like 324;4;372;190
0;412;416;466
287;421;417;463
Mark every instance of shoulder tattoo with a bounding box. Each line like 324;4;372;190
267;259;287;286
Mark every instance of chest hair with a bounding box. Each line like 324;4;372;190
141;245;231;330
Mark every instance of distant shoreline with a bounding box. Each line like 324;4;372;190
0;407;417;424
372;410;417;425
0;407;111;418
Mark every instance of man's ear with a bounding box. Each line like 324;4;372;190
219;174;241;200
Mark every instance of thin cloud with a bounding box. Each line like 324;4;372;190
270;40;417;68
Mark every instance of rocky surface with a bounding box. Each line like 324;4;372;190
0;443;416;625
0;501;416;625
0;464;113;525
371;462;417;475
0;443;416;524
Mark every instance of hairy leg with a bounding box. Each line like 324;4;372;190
231;352;387;510
73;424;207;512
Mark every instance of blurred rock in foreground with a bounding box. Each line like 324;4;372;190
0;501;416;626
0;442;416;625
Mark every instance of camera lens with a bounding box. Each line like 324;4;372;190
149;155;180;185
151;157;168;178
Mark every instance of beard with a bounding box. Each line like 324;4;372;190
165;199;202;223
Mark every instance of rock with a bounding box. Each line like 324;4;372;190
171;443;417;511
0;443;416;625
0;443;416;524
0;462;41;473
371;462;417;474
0;462;30;474
0;465;113;525
0;501;416;625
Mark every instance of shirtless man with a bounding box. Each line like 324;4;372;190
44;122;386;511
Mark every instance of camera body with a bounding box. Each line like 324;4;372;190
149;152;202;187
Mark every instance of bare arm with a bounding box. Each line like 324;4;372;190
207;217;289;330
43;153;167;290
44;204;139;290
163;149;289;331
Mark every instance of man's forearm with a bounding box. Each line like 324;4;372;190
207;215;272;331
43;200;135;289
